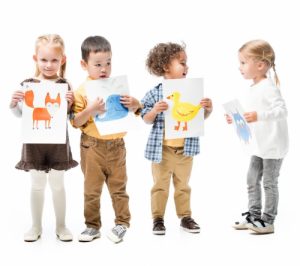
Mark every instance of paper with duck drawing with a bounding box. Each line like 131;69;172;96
21;82;68;143
163;78;204;139
223;99;254;146
85;76;138;135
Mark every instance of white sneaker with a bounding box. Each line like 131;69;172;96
107;224;127;243
24;227;42;242
247;219;274;234
233;212;254;230
78;227;100;242
56;227;73;242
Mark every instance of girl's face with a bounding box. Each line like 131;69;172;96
238;52;267;84
81;51;112;79
164;51;188;79
33;44;65;79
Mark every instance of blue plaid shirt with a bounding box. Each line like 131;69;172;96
141;83;200;163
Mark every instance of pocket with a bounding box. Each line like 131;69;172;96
80;138;96;149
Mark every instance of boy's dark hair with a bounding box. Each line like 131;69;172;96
81;36;111;62
146;42;186;76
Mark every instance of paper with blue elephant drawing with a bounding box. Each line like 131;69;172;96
85;76;137;135
163;78;204;139
21;81;67;144
223;99;253;146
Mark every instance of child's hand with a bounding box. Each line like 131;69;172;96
225;114;232;124
244;112;257;123
10;90;24;108
200;98;213;112
120;95;140;111
87;97;106;116
153;101;168;114
66;91;74;109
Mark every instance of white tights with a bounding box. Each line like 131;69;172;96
30;169;66;231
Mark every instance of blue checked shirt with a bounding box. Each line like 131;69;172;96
141;83;200;163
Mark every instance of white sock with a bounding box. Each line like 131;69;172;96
48;169;68;231
29;170;47;231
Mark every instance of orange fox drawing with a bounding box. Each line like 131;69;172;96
24;90;61;129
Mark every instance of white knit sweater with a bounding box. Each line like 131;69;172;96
243;78;289;159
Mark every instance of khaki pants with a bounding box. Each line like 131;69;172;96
80;134;130;229
151;146;193;219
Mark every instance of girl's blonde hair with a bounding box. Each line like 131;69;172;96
239;39;280;87
34;34;66;78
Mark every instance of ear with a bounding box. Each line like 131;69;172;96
163;64;169;73
33;55;37;62
61;55;66;65
257;61;267;70
81;60;87;70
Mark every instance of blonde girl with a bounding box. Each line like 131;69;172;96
9;34;78;242
227;40;288;234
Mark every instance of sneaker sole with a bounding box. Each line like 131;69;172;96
180;226;200;233
78;233;100;242
152;230;166;235
106;232;122;243
232;224;249;230
247;225;274;234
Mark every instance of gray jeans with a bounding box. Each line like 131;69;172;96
247;155;283;224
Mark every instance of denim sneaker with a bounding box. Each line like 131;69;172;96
153;217;166;235
247;218;274;234
107;224;127;243
180;217;200;233
78;227;100;242
233;212;254;230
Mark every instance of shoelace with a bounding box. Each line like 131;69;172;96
154;218;164;226
183;217;197;225
241;212;252;223
253;218;266;227
83;228;98;235
114;225;126;236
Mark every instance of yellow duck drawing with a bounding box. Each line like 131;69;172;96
167;91;202;131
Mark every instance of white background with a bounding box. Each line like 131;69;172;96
1;0;299;265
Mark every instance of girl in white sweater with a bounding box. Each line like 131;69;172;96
226;40;289;234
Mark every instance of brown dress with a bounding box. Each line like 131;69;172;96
15;78;78;172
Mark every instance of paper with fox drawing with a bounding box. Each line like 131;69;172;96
85;76;138;135
163;78;204;139
21;82;68;143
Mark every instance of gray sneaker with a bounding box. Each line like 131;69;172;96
247;219;274;234
107;224;127;243
78;227;100;242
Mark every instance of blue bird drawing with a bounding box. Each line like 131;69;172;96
232;111;251;144
95;94;128;122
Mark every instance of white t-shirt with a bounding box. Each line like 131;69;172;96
243;78;289;159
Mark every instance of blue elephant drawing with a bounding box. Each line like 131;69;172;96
95;94;128;122
232;111;251;144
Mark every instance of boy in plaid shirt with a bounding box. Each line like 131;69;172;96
141;42;212;235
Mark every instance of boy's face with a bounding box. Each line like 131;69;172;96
81;51;112;79
163;51;188;79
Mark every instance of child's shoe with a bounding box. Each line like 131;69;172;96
24;227;42;242
56;227;73;242
152;217;166;235
180;217;200;233
233;212;254;230
78;227;100;242
247;218;274;234
107;224;127;243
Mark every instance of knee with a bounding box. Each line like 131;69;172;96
48;170;65;191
